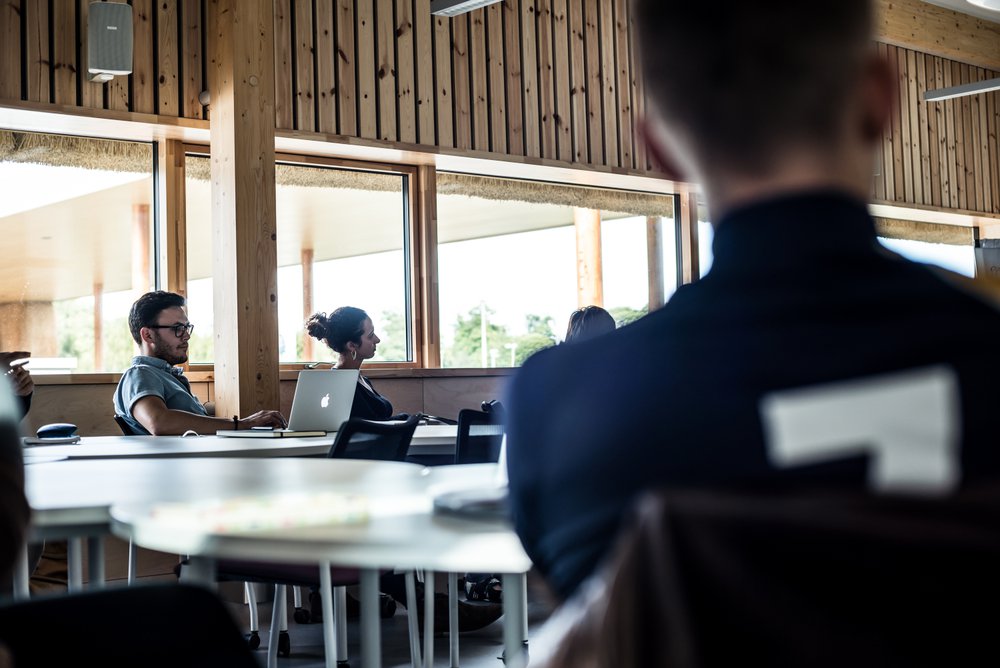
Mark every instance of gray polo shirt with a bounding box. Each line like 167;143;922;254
113;356;207;435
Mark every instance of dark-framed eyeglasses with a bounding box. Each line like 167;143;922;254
148;323;194;338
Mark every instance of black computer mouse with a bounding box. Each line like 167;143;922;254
37;423;78;439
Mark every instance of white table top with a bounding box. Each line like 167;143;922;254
21;424;458;460
107;459;529;575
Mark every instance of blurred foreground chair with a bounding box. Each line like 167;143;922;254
186;413;422;667
531;484;1000;668
0;583;259;668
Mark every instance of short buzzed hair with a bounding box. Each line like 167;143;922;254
631;0;873;172
128;291;186;344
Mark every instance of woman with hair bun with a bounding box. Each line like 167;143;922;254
305;306;394;421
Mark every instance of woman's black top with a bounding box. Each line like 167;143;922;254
350;376;394;421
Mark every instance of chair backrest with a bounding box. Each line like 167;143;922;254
327;413;420;461
532;485;1000;668
113;414;139;435
455;402;505;465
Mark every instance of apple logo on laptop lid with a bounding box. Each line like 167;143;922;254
321;393;330;408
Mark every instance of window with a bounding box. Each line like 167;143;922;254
436;174;674;367
878;237;975;277
0;131;154;374
184;156;414;365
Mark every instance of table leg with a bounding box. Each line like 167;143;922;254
268;584;285;668
67;538;83;592
319;563;337;668
178;555;216;588
448;571;459;667
127;539;137;585
87;536;105;589
360;568;381;668
13;544;29;600
423;570;435;668
502;573;528;668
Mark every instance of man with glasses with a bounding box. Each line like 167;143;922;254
114;290;286;435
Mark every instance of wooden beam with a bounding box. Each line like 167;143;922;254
416;166;441;368
131;204;151;294
93;283;103;372
646;216;664;310
210;0;279;417
302;247;314;361
676;192;700;284
574;207;603;306
876;0;1000;72
158;139;187;296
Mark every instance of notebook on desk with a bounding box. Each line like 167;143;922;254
216;369;359;438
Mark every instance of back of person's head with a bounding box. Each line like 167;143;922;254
306;306;369;354
565;306;616;344
128;291;186;344
631;0;873;173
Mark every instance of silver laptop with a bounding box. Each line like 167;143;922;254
285;369;360;432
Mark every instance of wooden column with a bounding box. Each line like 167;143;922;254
210;0;279;417
676;192;700;285
158;139;188;297
301;247;314;361
93;283;103;371
416;165;440;368
131;204;151;295
646;216;665;311
574;208;603;307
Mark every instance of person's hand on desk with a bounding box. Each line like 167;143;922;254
0;351;32;397
238;410;287;430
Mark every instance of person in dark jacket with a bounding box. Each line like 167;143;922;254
305;306;395;420
505;0;1000;604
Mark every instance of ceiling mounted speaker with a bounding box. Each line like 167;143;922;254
88;1;133;83
430;0;503;16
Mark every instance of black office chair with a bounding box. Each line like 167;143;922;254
0;583;260;668
113;414;139;435
327;413;420;460
455;400;505;465
533;484;1000;668
203;412;423;663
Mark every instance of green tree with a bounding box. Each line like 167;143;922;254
512;332;555;366
608;305;648;328
442;305;510;367
372;309;407;361
525;313;555;339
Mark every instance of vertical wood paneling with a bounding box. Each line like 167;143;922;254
905;50;920;204
183;0;203;119
433;14;453;148
158;0;179;115
898;47;913;202
396;0;416;144
25;0;50;103
952;62;967;209
878;44;894;201
357;0;377;139
0;0;20;100
963;65;979;211
989;92;999;214
613;0;632;169
888;47;904;200
376;0;396;141
502;0;523;155
915;53;931;203
552;0;571;161
52;0;76;105
336;0;357;136
132;0;155;114
568;0;587;163
631;5;646;171
536;0;556;159
927;55;942;208
414;0;435;144
77;0;103;109
294;0;315;132
598;0;618;167
486;3;507;154
970;67;984;212
520;0;540;157
315;0;336;133
469;8;489;152
273;0;293;129
452;14;471;150
583;0;601;164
